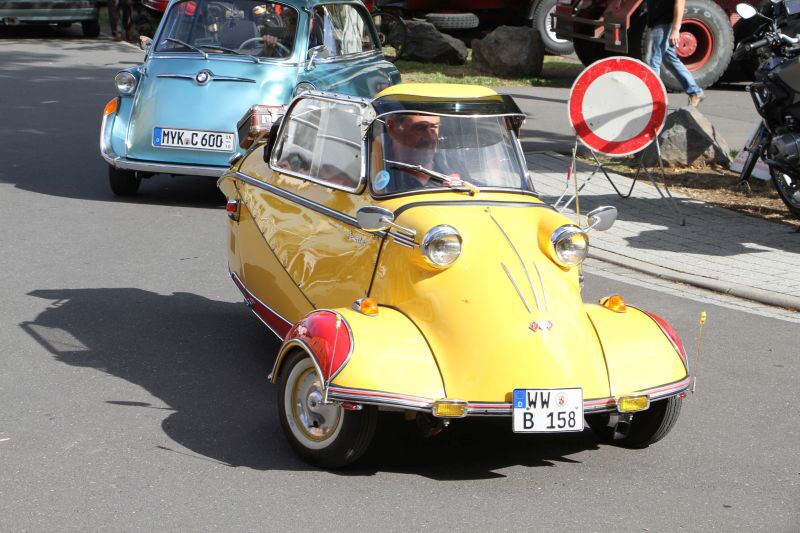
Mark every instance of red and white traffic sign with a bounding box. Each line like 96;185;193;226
568;56;667;156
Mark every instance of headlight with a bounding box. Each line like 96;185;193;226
114;71;137;95
422;225;462;267
293;82;315;97
550;225;588;267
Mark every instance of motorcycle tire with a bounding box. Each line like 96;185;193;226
770;167;800;217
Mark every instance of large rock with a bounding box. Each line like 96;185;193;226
471;26;544;78
403;20;467;65
642;106;731;167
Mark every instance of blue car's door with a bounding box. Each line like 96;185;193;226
299;3;400;96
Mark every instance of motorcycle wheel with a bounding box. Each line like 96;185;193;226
770;167;800;217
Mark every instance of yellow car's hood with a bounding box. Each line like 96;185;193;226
370;198;610;403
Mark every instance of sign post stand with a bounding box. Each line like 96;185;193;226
557;56;685;226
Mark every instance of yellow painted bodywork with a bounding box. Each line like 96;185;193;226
375;83;499;99
328;307;445;400
585;305;688;396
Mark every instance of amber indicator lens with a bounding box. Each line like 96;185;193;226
600;294;626;312
432;401;467;418
618;395;650;412
103;98;118;117
358;298;379;316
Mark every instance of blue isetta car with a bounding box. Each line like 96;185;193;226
100;0;400;195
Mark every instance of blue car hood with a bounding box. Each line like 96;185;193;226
126;57;299;166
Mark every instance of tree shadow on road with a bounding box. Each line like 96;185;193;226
21;287;601;479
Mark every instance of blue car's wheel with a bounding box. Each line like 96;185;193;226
277;350;376;468
108;166;141;196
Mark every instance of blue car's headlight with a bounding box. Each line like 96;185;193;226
114;71;137;95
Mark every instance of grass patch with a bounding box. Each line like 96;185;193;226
395;55;583;87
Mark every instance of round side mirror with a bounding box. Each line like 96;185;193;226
736;3;758;19
585;206;618;232
356;206;394;232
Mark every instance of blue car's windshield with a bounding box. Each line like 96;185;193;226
156;0;299;59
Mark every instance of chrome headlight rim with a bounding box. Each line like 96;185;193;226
422;224;462;268
114;71;137;95
550;224;589;267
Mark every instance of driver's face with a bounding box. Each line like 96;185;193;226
389;115;440;149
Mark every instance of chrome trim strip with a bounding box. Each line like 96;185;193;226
327;386;434;411
532;260;549;312
157;73;256;83
276;338;326;387
489;210;541;311
230;271;293;338
149;53;303;66
501;262;531;314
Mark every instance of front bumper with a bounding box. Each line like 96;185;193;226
327;376;691;417
100;109;228;178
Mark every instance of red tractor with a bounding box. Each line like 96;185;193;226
554;0;759;90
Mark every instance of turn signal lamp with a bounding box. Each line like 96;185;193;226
355;298;379;316
103;98;118;117
432;400;468;418
617;395;650;413
600;294;627;312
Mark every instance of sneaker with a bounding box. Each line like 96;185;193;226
688;92;706;107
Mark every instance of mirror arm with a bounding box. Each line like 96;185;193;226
380;217;416;238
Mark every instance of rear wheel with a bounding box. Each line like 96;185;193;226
278;351;377;468
81;18;100;38
659;0;733;91
424;12;479;31
532;0;573;56
586;397;682;448
770;167;800;217
108;166;141;196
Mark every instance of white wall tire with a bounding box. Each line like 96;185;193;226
277;351;377;468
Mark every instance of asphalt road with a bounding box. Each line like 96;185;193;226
1;26;798;532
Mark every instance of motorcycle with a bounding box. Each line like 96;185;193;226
735;1;800;216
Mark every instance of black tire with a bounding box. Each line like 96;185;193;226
770;167;800;217
424;12;479;31
738;125;767;183
654;0;734;91
108;166;141;196
372;11;407;63
81;18;100;38
531;0;574;55
586;396;682;448
573;39;613;66
277;350;377;468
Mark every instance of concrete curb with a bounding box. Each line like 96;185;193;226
589;248;800;312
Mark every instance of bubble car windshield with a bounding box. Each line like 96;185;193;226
155;0;299;59
369;112;532;196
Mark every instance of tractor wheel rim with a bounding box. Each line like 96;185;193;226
677;18;714;71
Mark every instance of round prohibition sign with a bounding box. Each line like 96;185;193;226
568;56;667;156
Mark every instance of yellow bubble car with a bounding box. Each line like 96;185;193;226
218;83;690;467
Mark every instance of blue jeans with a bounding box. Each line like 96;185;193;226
646;23;702;96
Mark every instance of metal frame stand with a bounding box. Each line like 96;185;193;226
554;135;686;226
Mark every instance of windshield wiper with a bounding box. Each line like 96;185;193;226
386;160;480;195
199;44;259;63
163;37;208;60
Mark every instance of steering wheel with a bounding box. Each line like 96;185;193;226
238;36;291;56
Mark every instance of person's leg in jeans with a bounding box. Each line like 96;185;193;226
660;28;702;96
646;23;669;74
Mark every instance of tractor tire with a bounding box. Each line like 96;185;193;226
531;0;574;55
573;39;612;66
424;12;479;31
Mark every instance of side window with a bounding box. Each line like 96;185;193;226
310;4;378;57
273;98;364;190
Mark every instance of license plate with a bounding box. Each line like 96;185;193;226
153;127;234;152
512;388;584;433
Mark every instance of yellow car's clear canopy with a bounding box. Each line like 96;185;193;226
372;93;526;130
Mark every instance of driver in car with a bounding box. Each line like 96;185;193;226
378;114;469;194
258;6;297;58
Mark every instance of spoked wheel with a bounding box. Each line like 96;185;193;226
585;397;682;448
770;167;800;217
108;165;141;196
371;11;407;63
278;351;377;468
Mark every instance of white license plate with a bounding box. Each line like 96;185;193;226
512;388;584;433
153;127;234;152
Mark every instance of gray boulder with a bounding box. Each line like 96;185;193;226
403;20;467;65
642;106;731;167
471;26;544;78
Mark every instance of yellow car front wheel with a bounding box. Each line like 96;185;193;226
277;350;377;468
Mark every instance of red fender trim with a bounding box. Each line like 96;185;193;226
275;310;353;384
230;272;293;338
